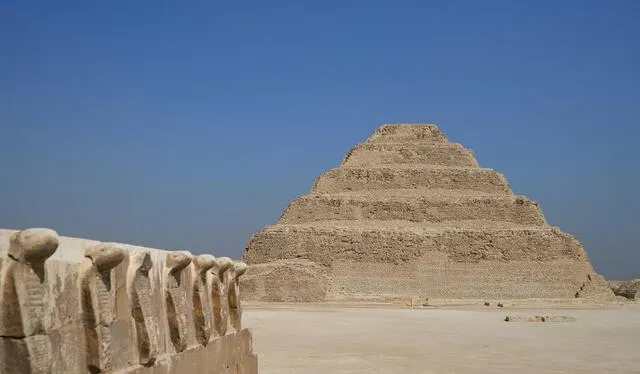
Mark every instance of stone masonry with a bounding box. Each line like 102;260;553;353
242;124;614;303
0;228;257;374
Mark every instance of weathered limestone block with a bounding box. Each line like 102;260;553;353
227;262;247;333
192;254;215;346
164;251;193;353
0;228;59;337
210;256;232;337
127;251;159;366
80;243;125;373
0;228;58;374
121;330;258;374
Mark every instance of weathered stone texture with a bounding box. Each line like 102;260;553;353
241;260;329;302
366;124;447;143
0;228;256;374
341;142;479;167
192;254;215;347
312;166;512;194
128;251;160;366
280;192;546;226
211;257;233;337
242;123;614;303
610;279;640;300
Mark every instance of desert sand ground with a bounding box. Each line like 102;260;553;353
243;302;640;374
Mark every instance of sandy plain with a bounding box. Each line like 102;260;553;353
243;302;640;374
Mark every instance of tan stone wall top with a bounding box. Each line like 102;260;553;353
0;228;257;374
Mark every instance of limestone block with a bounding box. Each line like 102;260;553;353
192;254;215;346
210;257;232;337
0;335;52;374
120;329;257;374
164;251;193;353
80;242;125;373
0;228;58;374
227;262;247;333
0;228;58;337
127;251;159;366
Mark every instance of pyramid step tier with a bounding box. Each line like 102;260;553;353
311;166;512;194
325;259;607;301
280;192;546;226
243;222;608;300
244;221;587;266
341;142;479;168
367;124;448;143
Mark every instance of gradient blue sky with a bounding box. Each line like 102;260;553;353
1;1;638;279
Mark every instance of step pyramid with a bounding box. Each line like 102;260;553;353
241;124;613;303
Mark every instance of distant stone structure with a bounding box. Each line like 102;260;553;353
610;279;640;300
0;228;257;374
242;124;614;303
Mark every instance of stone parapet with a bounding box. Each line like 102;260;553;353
0;228;257;374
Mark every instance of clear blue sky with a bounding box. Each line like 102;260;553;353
1;1;638;279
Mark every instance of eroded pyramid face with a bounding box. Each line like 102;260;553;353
241;124;613;303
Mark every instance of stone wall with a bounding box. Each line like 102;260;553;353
0;228;257;374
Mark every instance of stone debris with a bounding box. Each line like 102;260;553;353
0;228;257;374
610;279;640;300
504;315;577;323
242;123;614;303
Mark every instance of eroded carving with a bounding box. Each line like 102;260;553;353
127;251;159;366
165;251;192;353
210;256;232;337
0;228;259;374
227;262;248;333
80;243;125;374
192;254;215;346
0;228;58;374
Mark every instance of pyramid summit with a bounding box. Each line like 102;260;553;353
241;123;613;303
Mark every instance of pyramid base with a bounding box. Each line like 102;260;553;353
241;256;614;303
240;260;330;302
